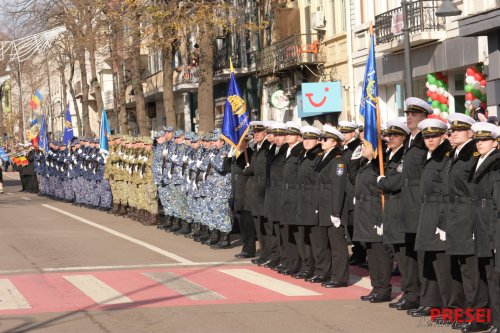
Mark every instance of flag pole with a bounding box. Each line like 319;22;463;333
370;23;385;209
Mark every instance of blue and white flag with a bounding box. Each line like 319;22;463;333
99;109;111;155
39;114;49;152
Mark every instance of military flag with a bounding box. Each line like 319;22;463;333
359;31;381;157
62;103;74;145
99;109;111;155
221;59;249;149
39;114;49;152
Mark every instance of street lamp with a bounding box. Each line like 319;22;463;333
402;0;462;98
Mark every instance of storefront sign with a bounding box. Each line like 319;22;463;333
301;82;342;115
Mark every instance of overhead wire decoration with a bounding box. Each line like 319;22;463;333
0;26;66;62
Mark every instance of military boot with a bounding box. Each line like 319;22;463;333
117;204;127;216
180;221;192;235
111;203;120;215
194;225;209;242
157;215;168;229
168;217;182;233
211;232;231;249
174;220;188;235
164;215;174;229
208;230;221;246
201;229;214;245
186;222;200;238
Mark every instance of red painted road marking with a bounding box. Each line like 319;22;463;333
0;265;401;316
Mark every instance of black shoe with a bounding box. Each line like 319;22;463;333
305;275;328;283
461;322;492;333
258;258;273;267
360;294;376;301
411;306;433;317
322;281;348;288
370;295;392;303
389;299;404;308
251;257;268;265
397;299;419;311
194;225;209;242
293;271;310;279
281;269;299;276
264;260;280;269
235;252;255;259
452;322;467;330
272;263;287;272
487;327;499;333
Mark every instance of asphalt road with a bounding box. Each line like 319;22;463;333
0;173;453;333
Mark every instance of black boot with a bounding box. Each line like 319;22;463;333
168;218;182;233
174;220;188;235
186;222;200;238
164;215;174;229
157;215;167;229
211;232;231;249
179;221;192;235
207;230;221;246
194;225;209;242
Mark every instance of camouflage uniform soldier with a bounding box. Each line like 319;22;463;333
139;139;159;225
165;130;187;233
207;130;232;249
153;127;175;229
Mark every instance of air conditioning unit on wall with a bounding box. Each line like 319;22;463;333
313;11;326;30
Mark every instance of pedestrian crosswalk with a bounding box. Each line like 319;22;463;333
0;265;400;316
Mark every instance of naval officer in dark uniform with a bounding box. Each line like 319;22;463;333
471;122;500;333
377;119;410;307
279;122;304;276
399;97;431;313
293;126;322;280
445;113;490;332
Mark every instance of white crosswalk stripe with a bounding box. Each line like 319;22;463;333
0;279;31;310
219;269;321;296
63;275;133;305
143;272;225;301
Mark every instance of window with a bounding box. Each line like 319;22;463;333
147;50;163;76
340;0;346;32
328;0;336;35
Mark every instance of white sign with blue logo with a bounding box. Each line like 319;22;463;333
301;82;343;116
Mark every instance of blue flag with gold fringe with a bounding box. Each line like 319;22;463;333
359;33;379;155
221;60;249;148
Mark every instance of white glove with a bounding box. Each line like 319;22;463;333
435;227;446;241
171;154;178;161
228;147;237;158
330;216;341;228
377;176;385;183
353;197;356;205
182;155;188;162
196;160;202;168
375;224;383;236
351;145;363;160
167;171;172;179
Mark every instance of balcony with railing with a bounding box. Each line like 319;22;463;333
173;65;200;92
374;1;446;52
214;44;257;77
256;34;325;77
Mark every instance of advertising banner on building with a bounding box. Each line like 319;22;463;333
300;82;342;117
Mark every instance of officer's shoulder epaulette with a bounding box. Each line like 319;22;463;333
335;154;342;158
317;152;324;156
445;151;451;157
473;152;480;157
